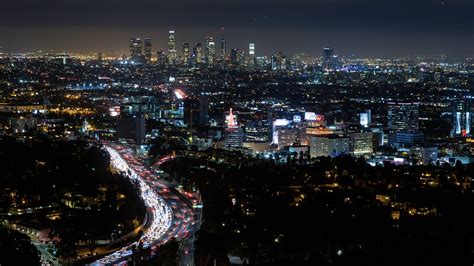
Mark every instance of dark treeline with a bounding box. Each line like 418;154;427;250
164;152;474;265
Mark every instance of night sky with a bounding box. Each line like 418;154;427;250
0;0;473;57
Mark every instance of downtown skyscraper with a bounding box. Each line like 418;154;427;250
167;30;177;64
144;38;152;64
205;37;216;65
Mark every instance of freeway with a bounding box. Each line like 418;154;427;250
92;143;195;265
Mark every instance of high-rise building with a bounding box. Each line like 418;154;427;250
183;97;209;127
205;37;216;65
194;43;203;64
359;109;372;128
183;99;200;128
129;38;143;59
167;30;177;64
183;43;190;64
116;115;146;144
225;108;243;148
144;38;152;64
322;47;334;71
309;134;350;158
451;100;471;137
156;50;166;66
350;132;374;158
220;35;226;61
387;102;419;133
248;43;255;67
277;128;299;150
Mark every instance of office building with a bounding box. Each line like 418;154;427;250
183;43;190;64
277;128;299;150
220;35;226;61
248;43;255;67
183;97;209;127
309;134;350;158
144;38;152;63
225;108;243;148
129;38;143;61
205;37;216;65
392;131;424;148
194;43;203;64
116;116;146;144
451;100;471;137
167;30;177;64
350;132;374;158
322;47;334;71
359;109;372;128
387;102;419;133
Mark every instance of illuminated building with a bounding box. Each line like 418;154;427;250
277;128;299;150
156;50;166;66
225;108;244;148
412;147;438;165
387;102;419;133
194;43;203;64
451;100;471;137
248;43;255;67
350;132;374;158
129;38;143;61
392;131;424;148
167;30;177;64
359;110;371;128
144;38;152;64
205;36;216;65
183;43;190;64
309;134;349;158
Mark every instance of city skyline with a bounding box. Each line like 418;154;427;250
0;0;473;57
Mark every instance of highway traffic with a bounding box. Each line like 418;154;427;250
92;143;195;265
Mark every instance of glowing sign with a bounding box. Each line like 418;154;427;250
109;106;120;117
305;112;316;121
273;119;290;126
305;112;324;123
174;89;185;99
293;115;302;123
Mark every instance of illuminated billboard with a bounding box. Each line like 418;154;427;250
293;115;302;123
305;112;324;123
109;106;120;117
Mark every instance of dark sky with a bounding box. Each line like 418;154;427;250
0;0;473;57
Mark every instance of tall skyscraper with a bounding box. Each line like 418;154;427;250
156;50;166;66
225;108;244;148
194;43;203;64
220;35;226;61
205;37;216;65
387;102;419;133
322;47;334;71
144;38;152;64
167;30;177;64
129;38;143;59
248;43;255;67
183;43;190;64
451;100;471;137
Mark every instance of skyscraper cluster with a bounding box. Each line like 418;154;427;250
128;30;257;68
